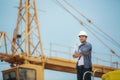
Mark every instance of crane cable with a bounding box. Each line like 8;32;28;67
54;0;80;22
55;0;120;58
63;0;120;48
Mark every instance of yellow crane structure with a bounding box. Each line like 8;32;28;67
0;0;119;80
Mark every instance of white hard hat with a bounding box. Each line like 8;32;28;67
78;30;87;37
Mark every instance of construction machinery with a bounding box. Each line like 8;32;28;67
0;0;45;80
0;0;119;80
102;70;120;80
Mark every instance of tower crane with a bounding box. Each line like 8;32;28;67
0;0;45;80
0;0;119;80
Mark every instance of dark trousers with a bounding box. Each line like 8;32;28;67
77;66;92;80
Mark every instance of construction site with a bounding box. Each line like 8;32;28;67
0;0;120;80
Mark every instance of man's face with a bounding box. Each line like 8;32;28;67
79;35;87;43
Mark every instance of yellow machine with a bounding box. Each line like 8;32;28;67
2;64;44;80
0;0;45;80
102;70;120;80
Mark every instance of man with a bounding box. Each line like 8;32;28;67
73;30;92;80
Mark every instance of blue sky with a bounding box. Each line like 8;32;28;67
0;0;120;80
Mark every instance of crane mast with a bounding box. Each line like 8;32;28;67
0;0;44;65
12;0;44;60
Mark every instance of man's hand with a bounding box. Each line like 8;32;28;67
72;52;81;58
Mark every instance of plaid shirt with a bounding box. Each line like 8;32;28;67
77;42;92;68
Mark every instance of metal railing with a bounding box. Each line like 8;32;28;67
83;71;93;80
43;42;120;68
83;69;102;80
0;38;120;68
